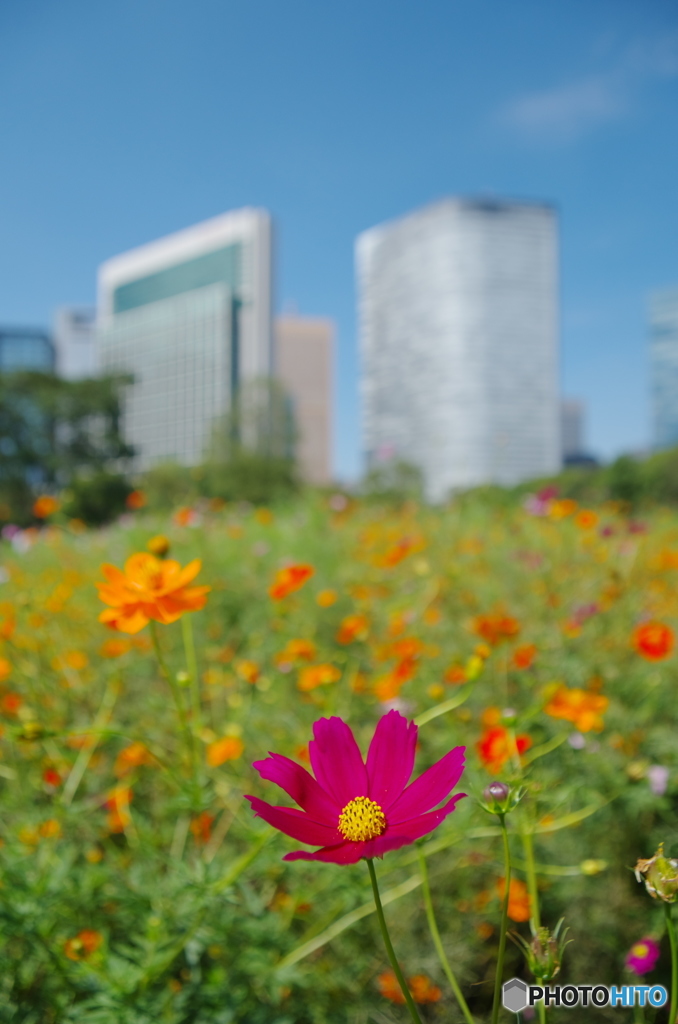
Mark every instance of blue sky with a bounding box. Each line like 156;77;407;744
1;0;677;478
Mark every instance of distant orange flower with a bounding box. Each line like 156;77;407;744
53;650;89;672
207;736;244;767
96;553;210;634
544;685;608;732
190;811;214;843
173;506;198;527
575;510;598;530
512;643;537;670
549;498;578;520
477;726;531;771
33;495;59;518
99;638;132;658
336;613;369;644
64;929;102;961
0;657;11;682
444;664;467;685
316;588;338;607
1;692;22;716
274;638;317;667
235;659;260;684
633;622;674;661
43;767;62;788
297;663;341;692
103;785;132;833
114;742;155;777
377;971;442;1005
268;564;314;600
473;613;520;646
125;489;146;510
497;877;531;922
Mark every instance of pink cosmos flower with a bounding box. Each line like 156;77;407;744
246;710;466;864
625;937;660;975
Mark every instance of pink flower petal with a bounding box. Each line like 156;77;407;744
387;792;466;840
246;796;341;846
284;841;366;864
253;753;339;823
389;747;466;822
309;717;368;808
366;710;417;809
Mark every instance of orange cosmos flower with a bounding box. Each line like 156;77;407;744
114;742;155;777
1;692;22;716
64;929;103;961
575;509;598;530
190;811;214;843
444;664;467;685
633;622;675;661
268;564;314;600
0;657;11;682
147;534;170;557
125;489;146;510
274;638;317;667
33;495;59;518
477;726;532;771
336;613;369;644
377;972;442;1005
99;637;132;658
207;736;244;767
512;643;537;670
235;659;260;684
497;877;531;922
96;553;210;634
473;613;520;646
297;663;341;692
544;685;609;732
103;785;133;833
316;588;338;607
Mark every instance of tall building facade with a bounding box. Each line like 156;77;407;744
650;286;678;450
274;315;333;484
561;399;584;461
98;208;273;467
53;307;98;380
357;198;560;501
0;327;54;373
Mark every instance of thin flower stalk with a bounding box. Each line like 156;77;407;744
666;903;678;1024
181;614;202;735
149;620;196;778
367;858;424;1024
491;816;513;1024
418;848;475;1024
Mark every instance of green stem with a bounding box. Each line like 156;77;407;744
520;829;541;930
418;849;475;1024
537;1000;546;1024
181;614;202;735
666;903;677;1024
367;859;424;1024
491;818;512;1024
150;621;194;772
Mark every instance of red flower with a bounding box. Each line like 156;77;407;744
477;726;532;771
633;622;674;661
247;710;466;865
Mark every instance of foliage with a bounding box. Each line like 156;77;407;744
0;372;133;524
0;492;678;1020
62;473;134;527
361;459;424;504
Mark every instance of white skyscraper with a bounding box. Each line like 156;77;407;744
98;208;272;468
650;286;678;450
357;198;560;501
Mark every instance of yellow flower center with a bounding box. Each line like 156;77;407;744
338;796;386;842
632;943;649;958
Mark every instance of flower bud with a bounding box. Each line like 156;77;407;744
480;780;522;816
513;920;569;984
147;534;170;558
634;843;678;903
176;671;190;688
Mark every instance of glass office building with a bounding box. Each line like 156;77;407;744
650;286;678;450
357;198;560;501
0;328;54;373
98;208;272;468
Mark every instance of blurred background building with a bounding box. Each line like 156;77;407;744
274;315;333;484
97;208;273;468
0;327;54;373
650;285;678;450
53;307;97;379
357;197;560;502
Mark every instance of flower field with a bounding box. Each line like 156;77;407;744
1;492;678;1022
